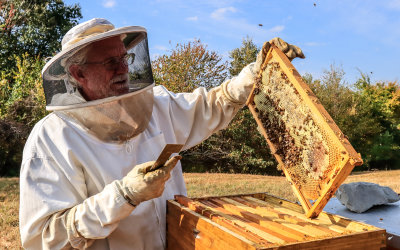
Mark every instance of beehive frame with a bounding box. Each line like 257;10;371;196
246;44;363;218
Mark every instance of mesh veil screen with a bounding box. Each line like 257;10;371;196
42;34;153;108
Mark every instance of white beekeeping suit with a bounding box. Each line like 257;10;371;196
19;17;304;249
19;18;257;249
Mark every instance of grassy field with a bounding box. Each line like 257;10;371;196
1;170;399;248
0;178;19;249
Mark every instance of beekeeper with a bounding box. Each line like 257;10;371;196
19;18;304;249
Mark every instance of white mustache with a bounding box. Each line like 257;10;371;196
110;74;128;84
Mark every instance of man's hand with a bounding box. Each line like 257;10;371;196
222;38;304;104
116;155;181;206
255;37;305;74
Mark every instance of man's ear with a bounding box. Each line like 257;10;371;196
69;65;86;84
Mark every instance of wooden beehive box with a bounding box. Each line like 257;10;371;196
167;193;386;249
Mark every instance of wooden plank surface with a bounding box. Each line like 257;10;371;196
199;199;287;244
218;197;308;241
169;194;386;249
174;196;271;248
167;200;266;250
248;194;378;232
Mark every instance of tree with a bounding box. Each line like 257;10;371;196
174;37;277;174
304;66;400;170
228;36;259;76
211;36;279;174
0;0;82;73
0;0;80;176
304;66;376;169
152;39;227;92
0;53;46;176
0;53;47;125
304;65;368;140
354;74;400;169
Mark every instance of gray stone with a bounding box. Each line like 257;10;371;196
335;182;400;213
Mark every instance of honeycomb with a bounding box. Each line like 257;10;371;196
247;46;362;205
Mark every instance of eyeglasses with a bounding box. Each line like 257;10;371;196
83;53;135;70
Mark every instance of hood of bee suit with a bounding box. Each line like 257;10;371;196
41;18;155;143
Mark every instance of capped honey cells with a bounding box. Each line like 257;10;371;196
247;45;363;218
250;57;344;200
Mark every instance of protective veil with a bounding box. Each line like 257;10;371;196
41;18;154;143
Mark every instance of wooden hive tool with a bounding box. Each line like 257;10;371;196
148;144;184;172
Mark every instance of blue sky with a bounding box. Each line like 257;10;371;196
64;0;400;84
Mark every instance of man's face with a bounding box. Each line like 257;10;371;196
76;36;129;101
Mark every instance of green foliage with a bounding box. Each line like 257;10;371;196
152;39;227;92
0;54;47;176
228;36;259;76
216;37;277;174
0;0;80;176
182;108;278;174
354;74;400;169
304;66;400;170
154;37;277;174
0;53;47;125
0;0;82;73
304;66;371;141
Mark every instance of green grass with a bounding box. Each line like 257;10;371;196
184;173;297;201
2;169;400;248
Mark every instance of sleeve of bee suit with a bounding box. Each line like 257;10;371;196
153;63;256;150
20;156;136;249
222;63;257;104
19;118;136;249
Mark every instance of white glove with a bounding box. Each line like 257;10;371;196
223;37;305;104
116;155;182;206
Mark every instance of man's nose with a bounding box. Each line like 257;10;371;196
116;59;129;74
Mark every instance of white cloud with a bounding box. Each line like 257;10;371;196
323;1;400;46
268;25;285;33
186;16;198;21
102;0;116;8
211;7;237;20
203;6;287;45
387;0;400;10
154;45;169;51
304;42;324;47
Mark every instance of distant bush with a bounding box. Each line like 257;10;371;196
181;107;279;175
0;119;30;176
0;54;47;176
304;66;400;171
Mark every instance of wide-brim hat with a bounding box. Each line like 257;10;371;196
42;18;147;79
